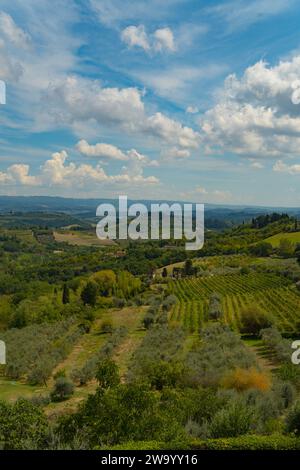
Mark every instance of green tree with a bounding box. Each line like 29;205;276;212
62;283;70;304
240;305;272;335
50;377;74;402
95;359;120;389
184;259;193;276
81;281;97;306
278;238;294;258
0;399;49;449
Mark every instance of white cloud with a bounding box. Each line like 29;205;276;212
273;160;300;174
250;160;264;169
186;106;199;114
162;147;190;159
208;0;295;32
0;147;159;190
76;139;128;160
145;112;199;148
196;186;232;203
181;186;233;203
76;140;159;174
0;163;40;186
43;77;145;131
153;27;175;51
0;11;31;48
121;25;150;51
133;64;226;104
41;76;199;150
121;24;175;53
200;56;300;159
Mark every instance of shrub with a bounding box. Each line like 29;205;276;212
221;367;271;392
208;293;222;321
95;359;120;389
113;297;126;308
162;295;177;312
240;305;272;335
50;377;74;402
189;435;300;450
100;320;114;335
53;369;67;380
277;363;300;385
0;399;49;450
210;401;254;438
286;401;300;436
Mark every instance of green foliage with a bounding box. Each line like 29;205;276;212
81;281;97;306
278;238;294;258
286;401;300;436
189;435;300;450
126;325;186;387
58;383;186;448
249;242;273;257
209;401;254;438
0;399;49;450
71;327;128;386
50;377;74;402
100;319;114;334
95;359;120;389
240;305;272;335
1;318;82;383
208;292;222;321
62;283;70;304
185;324;256;387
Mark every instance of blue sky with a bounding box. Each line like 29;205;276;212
1;0;300;206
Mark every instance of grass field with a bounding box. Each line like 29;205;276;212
264;231;300;247
54;230;116;246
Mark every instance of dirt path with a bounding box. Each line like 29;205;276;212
112;331;145;382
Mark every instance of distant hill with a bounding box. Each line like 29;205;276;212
1;195;300;229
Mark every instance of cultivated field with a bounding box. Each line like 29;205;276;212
54;230;116;246
168;273;300;334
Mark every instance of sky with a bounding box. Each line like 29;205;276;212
1;0;300;206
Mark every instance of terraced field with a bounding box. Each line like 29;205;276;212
168;273;300;333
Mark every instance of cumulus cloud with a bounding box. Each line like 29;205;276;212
43;77;145;130
0;148;159;190
200;56;300;159
145;112;199;148
121;25;150;51
76;140;128;160
153;27;175;51
42;77;199;150
121;25;175;53
0;163;40;186
76;140;159;173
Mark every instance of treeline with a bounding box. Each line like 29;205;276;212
251;213;290;229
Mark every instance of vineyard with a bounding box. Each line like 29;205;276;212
168;273;300;333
